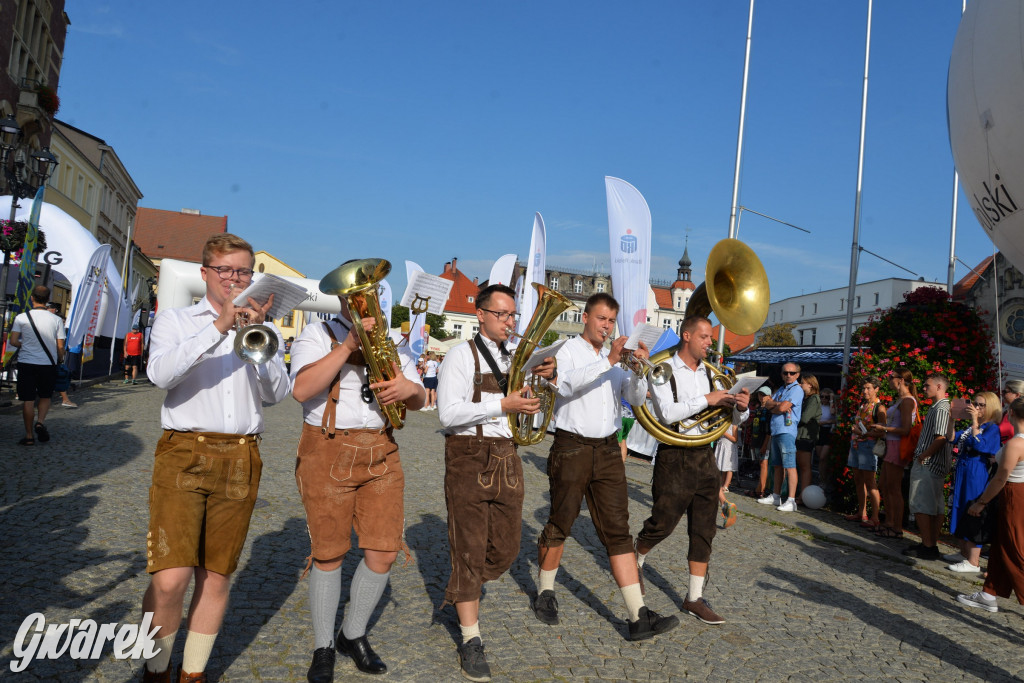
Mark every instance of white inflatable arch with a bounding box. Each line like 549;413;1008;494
156;258;342;315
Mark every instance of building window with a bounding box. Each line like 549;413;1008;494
813;303;817;314
800;305;805;316
856;296;861;308
873;292;879;306
799;328;816;345
574;280;583;294
281;312;294;327
467;296;474;303
596;281;606;293
550;276;559;290
472;326;479;335
840;299;844;311
453;323;463;337
663;318;672;329
573;311;582;324
838;326;845;343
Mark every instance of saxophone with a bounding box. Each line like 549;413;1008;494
319;258;406;429
506;283;575;445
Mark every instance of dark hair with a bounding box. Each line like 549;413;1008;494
926;374;950;392
801;373;819;395
1010;396;1024;421
680;315;711;336
31;285;50;304
584;292;619;314
863;375;882;390
476;284;516;310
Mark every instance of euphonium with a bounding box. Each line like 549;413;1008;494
319;258;406;430
506;283;576;445
632;238;769;447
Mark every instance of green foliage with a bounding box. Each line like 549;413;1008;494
540;330;559;347
757;322;797;347
825;286;997;516
390;304;449;339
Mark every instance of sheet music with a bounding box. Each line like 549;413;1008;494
522;339;568;372
624;323;663;351
400;271;454;315
231;273;309;320
728;375;768;395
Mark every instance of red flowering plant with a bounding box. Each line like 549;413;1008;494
0;219;46;262
826;286;998;522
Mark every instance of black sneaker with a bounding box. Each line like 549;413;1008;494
901;542;925;556
457;637;491;682
306;647;335;683
533;590;559;625
907;545;941;560
628;606;680;641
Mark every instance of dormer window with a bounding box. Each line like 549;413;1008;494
467;296;474;303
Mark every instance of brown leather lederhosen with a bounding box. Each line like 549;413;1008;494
636;365;720;562
295;321;405;576
442;340;524;604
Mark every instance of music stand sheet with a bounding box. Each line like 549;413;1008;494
728;376;768;395
400;272;453;315
624;323;663;351
522;339;568;372
231;273;309;320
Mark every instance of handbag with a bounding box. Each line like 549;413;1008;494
899;412;921;464
872;439;886;457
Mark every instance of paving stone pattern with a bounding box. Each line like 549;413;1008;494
2;383;1023;681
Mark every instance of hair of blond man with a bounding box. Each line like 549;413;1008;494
203;233;254;266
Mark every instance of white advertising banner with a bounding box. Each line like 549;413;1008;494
488;253;517;287
605;177;652;336
405;260;428;358
66;244;112;361
518;212;546;334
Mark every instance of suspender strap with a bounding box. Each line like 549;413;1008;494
470;342;484;438
320;322;342;436
474;334;508;395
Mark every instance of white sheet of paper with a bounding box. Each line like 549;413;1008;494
728;375;768;395
231;273;310;320
624;323;662;351
523;339;568;372
400;271;454;315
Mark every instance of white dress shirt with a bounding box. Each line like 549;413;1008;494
553;335;647;438
650;353;748;437
438;335;513;438
290;318;423;429
147;297;290;434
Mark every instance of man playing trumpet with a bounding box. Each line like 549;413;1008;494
533;293;679;640
139;234;290;682
635;315;750;626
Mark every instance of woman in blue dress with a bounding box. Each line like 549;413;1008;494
947;391;1002;573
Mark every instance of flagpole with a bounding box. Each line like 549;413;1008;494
719;0;755;361
841;0;874;391
108;222;135;376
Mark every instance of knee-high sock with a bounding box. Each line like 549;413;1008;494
341;559;390;640
181;631;217;674
310;565;342;649
145;632;176;673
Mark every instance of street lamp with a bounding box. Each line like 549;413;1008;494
0;115;59;369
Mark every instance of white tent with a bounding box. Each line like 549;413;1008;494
2;196;130;337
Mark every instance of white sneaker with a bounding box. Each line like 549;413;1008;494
957;591;998;612
777;499;798;512
757;494;780;506
948;559;982;573
942;552;965;563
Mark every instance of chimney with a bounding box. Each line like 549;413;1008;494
451;257;458;273
473;276;478;286
443;262;451;273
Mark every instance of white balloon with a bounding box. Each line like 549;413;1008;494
801;485;826;510
948;1;1024;271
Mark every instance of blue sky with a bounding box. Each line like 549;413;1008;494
58;2;990;309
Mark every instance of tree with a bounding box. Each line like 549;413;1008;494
540;330;559;347
757;323;797;347
390;304;450;339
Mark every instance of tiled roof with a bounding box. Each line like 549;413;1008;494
952;255;994;299
135;207;228;263
712;325;756;354
672;280;695;291
652;285;673;310
439;267;480;315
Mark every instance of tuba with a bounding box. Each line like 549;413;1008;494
319;258;407;430
632;238;769;447
507;283;576;445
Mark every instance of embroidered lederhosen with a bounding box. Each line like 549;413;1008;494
637;364;720;562
443;341;524;604
295;321;406;576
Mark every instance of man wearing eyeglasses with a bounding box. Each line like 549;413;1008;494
758;362;804;513
289;282;425;681
138;234;290;683
437;283;552;682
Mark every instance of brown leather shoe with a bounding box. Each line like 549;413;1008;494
683;595;725;625
141;667;171;683
177;669;207;683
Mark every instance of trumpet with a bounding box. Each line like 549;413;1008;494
619;349;672;386
231;309;279;365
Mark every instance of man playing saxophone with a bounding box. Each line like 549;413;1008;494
290;283;425;682
532;293;679;640
436;283;553;682
634;315;750;626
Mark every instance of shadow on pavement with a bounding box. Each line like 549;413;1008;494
405;513;459;642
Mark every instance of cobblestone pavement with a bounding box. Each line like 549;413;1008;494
2;382;1024;682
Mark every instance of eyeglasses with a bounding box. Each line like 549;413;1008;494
205;265;254;280
480;308;519;323
1004;388;1018;395
781;370;799;376
973;401;987;408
